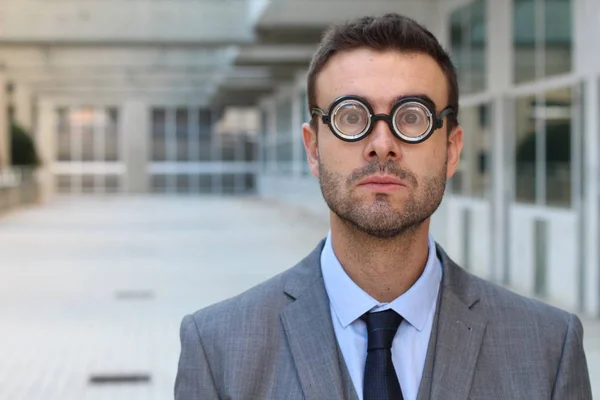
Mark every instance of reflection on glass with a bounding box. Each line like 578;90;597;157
544;87;572;207
543;0;571;78
513;0;536;84
449;0;486;94
450;103;491;197
513;0;572;84
515;95;538;203
469;0;486;92
151;109;166;162
514;88;573;207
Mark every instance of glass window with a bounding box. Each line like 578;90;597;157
151;108;167;162
449;0;487;94
449;103;492;197
175;108;189;162
514;94;538;203
56;108;71;161
544;87;573;206
105;108;119;162
514;0;572;84
197;109;213;162
543;0;572;78
514;87;574;207
71;107;95;162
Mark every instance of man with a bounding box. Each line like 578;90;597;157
175;13;592;400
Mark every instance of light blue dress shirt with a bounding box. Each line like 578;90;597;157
320;231;442;400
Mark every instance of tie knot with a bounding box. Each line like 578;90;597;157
361;309;403;351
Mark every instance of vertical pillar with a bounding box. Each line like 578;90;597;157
265;98;277;174
36;98;57;202
14;84;33;132
576;0;600;316
487;0;513;285
123;100;149;194
0;74;8;169
291;82;302;178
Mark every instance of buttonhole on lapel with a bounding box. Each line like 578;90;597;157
456;320;472;331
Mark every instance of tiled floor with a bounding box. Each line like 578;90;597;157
0;195;597;399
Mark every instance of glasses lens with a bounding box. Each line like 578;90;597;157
393;102;431;138
332;100;370;138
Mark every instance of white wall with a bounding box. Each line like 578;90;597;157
509;206;580;310
445;197;493;279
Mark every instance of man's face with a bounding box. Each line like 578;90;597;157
302;48;463;238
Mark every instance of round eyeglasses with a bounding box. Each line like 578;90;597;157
311;95;455;144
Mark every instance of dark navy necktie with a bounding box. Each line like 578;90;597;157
361;309;404;400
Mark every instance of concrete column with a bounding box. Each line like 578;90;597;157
122;100;149;193
0;74;8;170
575;0;600;316
265;97;277;174
36;98;57;202
13;84;33;132
487;0;513;285
291;83;302;178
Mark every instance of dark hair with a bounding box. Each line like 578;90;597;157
307;13;459;134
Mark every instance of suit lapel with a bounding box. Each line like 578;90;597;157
337;340;360;400
280;241;348;400
418;245;488;400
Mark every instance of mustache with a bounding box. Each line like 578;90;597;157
346;160;418;187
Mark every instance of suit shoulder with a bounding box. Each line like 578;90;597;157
467;271;573;326
184;263;305;335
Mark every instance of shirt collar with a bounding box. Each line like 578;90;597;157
320;231;442;332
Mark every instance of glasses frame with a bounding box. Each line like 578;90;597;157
311;95;455;144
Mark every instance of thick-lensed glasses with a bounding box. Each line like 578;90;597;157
311;95;454;144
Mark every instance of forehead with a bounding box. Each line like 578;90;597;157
315;48;448;111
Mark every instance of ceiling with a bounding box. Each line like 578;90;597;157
0;0;434;109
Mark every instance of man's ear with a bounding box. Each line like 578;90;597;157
445;125;464;179
302;122;320;178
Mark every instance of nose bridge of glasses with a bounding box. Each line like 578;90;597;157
370;113;396;134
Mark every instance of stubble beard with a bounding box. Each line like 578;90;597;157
318;158;447;239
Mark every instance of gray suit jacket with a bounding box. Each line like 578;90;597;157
174;240;592;399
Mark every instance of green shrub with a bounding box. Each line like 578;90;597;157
10;121;40;168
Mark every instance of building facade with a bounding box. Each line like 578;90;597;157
255;0;600;317
0;0;598;317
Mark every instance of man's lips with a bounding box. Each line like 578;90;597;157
357;175;408;192
357;175;407;186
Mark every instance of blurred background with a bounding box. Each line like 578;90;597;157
0;0;599;399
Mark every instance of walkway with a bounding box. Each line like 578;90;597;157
0;196;597;399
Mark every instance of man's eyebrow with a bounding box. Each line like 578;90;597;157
389;93;435;106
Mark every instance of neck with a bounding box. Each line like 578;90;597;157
329;214;431;303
